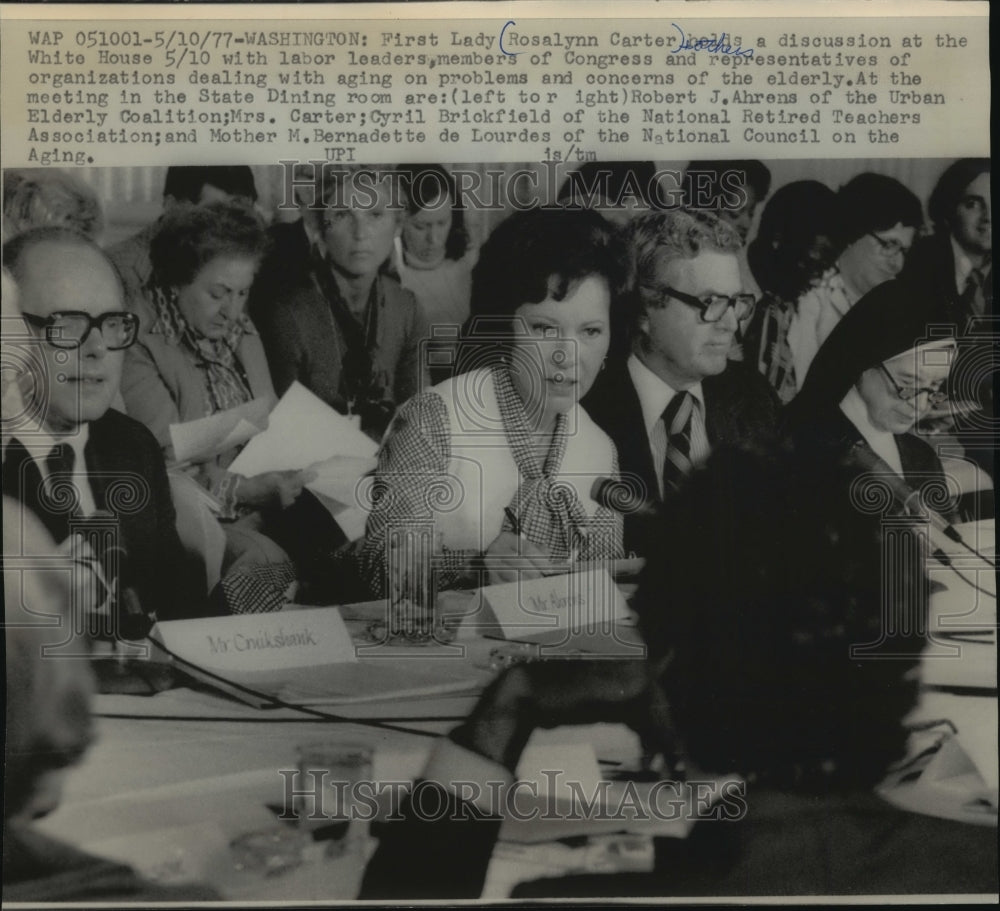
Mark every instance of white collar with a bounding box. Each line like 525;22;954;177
627;353;704;437
3;418;90;463
839;387;903;477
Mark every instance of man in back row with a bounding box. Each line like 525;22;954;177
583;208;780;554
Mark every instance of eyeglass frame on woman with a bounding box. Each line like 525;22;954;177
642;284;757;324
877;362;948;405
21;310;140;351
867;232;911;259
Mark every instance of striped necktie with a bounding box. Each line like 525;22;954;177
661;391;694;497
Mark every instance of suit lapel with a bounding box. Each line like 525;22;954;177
82;416;108;512
3;439;69;542
583;361;658;503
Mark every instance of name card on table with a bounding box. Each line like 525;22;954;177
480;568;631;644
516;740;605;801
150;606;357;674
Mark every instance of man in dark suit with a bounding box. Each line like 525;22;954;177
904;159;994;479
2;228;201;636
582;209;779;553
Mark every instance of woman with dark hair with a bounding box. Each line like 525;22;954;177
790;173;924;385
359;207;628;594
392;164;476;382
742;180;841;403
121;201;316;590
785;276;956;496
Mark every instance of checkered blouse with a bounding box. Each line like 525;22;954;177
359;365;623;595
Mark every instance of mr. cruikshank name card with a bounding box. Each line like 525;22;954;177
151;607;357;673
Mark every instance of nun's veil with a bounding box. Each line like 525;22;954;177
785;277;955;429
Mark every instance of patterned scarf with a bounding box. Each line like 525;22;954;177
150;285;254;415
492;364;619;561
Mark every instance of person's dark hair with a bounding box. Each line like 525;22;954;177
636;445;923;791
162;166;258;205
747;180;841;302
3;226;118;290
149;200;269;290
837;173;923;246
557;161;659;210
460;208;626;368
682;160;772;210
927;158;991;235
395;163;470;261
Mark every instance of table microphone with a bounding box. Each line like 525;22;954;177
74;510;152;641
846;442;995;571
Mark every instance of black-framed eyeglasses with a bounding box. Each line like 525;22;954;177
877;362;948;405
867;232;911;259
644;285;756;323
21;311;140;351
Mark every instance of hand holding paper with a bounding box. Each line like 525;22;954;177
304;455;378;507
169;397;271;466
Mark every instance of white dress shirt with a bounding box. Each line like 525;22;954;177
627;353;709;498
839;387;904;478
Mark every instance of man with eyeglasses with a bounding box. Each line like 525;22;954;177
2;227;202;635
583;209;779;554
789;173;923;387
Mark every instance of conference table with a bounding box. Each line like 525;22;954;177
32;523;998;901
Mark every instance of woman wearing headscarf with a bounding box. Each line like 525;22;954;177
121;200;313;521
784;276;957;503
121;200;325;608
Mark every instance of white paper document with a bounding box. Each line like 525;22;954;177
229;382;377;477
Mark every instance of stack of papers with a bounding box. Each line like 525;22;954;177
229;382;377;474
229;383;378;539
